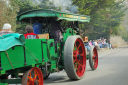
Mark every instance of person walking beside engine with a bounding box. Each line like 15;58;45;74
0;23;13;36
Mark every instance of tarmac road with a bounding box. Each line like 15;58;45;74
43;45;128;85
10;45;128;85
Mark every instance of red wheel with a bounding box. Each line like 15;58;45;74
64;36;86;80
89;46;98;70
22;67;43;85
73;38;86;77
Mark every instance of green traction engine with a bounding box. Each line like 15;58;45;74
0;9;98;85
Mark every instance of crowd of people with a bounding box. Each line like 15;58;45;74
85;38;113;51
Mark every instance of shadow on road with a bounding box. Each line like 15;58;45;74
43;69;96;84
44;77;77;84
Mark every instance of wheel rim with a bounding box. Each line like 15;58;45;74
93;48;98;69
24;67;43;85
73;38;86;77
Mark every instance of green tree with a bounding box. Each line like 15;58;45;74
15;0;39;14
73;0;127;40
0;0;19;31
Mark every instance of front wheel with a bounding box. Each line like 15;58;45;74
89;46;98;70
64;36;86;80
22;67;43;85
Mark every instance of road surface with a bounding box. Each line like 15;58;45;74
10;45;128;85
44;45;128;85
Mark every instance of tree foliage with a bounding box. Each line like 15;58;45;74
15;0;41;14
73;0;127;40
0;0;127;41
0;0;19;31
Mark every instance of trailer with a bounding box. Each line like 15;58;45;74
0;9;98;85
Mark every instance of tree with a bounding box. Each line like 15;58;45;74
15;0;39;14
0;0;19;31
73;0;127;40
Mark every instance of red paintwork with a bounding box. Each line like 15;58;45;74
73;38;86;77
93;48;98;69
27;67;43;85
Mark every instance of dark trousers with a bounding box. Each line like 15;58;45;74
51;30;60;53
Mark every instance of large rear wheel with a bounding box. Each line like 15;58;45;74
22;67;43;85
64;36;86;80
89;46;98;70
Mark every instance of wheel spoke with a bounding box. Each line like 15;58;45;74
38;80;41;82
27;82;30;85
77;44;81;50
80;53;84;56
34;73;38;78
76;67;80;73
78;62;83;67
73;59;77;62
22;67;43;85
76;65;82;75
73;54;77;57
28;76;33;81
74;62;78;69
